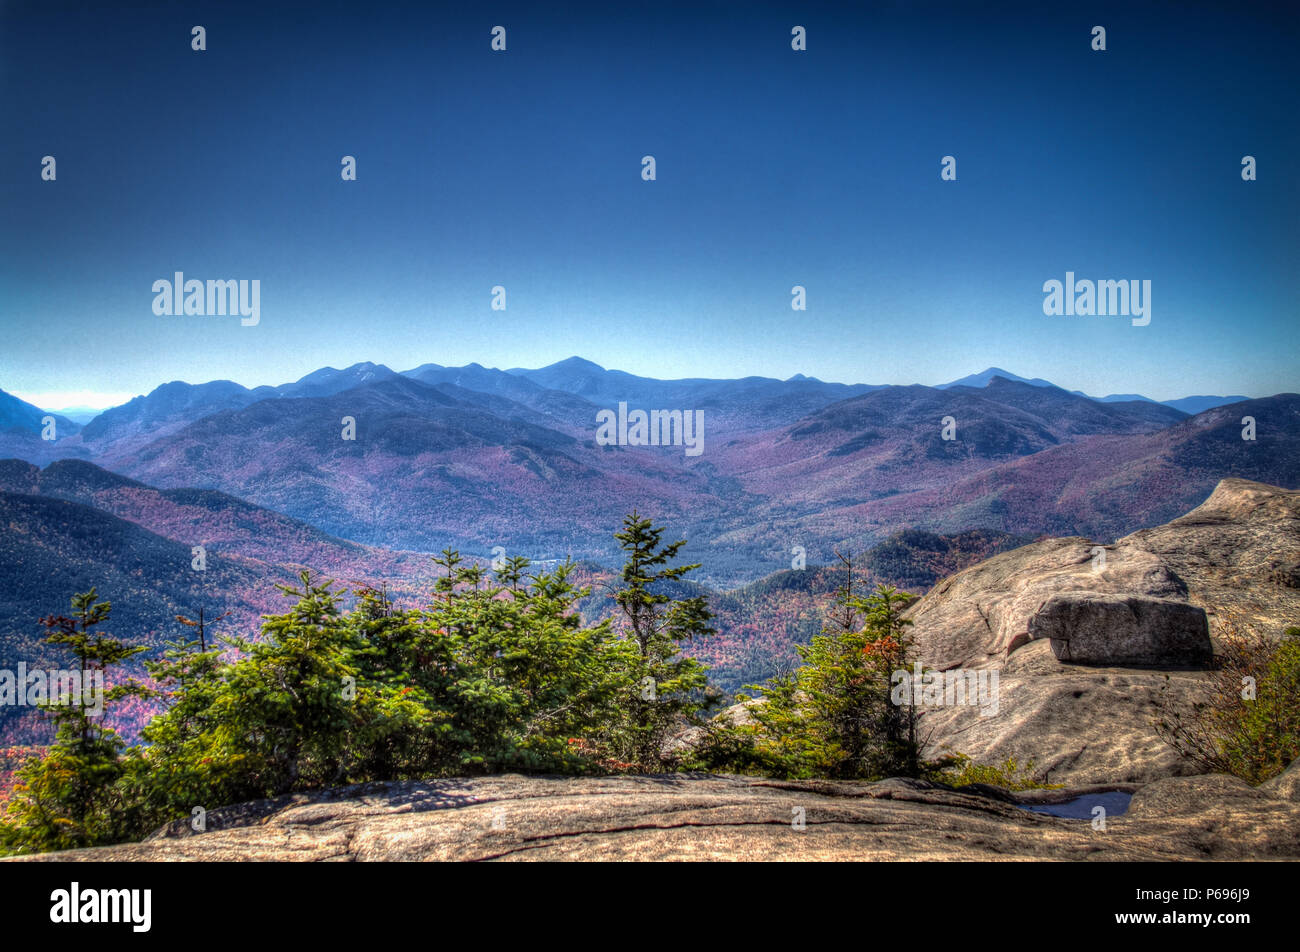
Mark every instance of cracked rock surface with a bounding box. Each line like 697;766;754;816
9;770;1299;862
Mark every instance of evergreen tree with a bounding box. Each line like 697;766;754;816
605;511;714;769
205;571;363;797
123;608;229;824
703;561;928;781
133;571;366;812
0;590;147;853
343;584;466;781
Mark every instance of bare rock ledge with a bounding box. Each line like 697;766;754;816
6;771;1298;862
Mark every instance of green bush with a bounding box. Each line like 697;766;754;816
940;753;1062;791
1156;617;1300;785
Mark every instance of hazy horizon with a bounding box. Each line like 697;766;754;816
7;355;1267;414
4;0;1297;406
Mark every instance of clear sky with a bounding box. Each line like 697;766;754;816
2;0;1297;408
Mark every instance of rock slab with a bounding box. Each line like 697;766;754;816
6;772;1297;862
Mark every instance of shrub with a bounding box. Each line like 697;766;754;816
1155;614;1300;785
941;753;1062;790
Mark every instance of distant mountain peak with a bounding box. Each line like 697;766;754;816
938;368;1057;390
302;361;391;379
274;362;398;399
550;356;607;372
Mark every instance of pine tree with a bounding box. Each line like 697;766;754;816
606;511;714;770
0;590;147;854
705;562;926;781
126;610;231;825
140;570;364;808
221;570;360;795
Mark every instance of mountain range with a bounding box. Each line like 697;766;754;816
7;360;1250;452
0;360;1288;586
0;357;1293;742
933;366;1250;414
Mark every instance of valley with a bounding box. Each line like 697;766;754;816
0;357;1291;747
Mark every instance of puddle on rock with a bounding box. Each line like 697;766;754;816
1019;791;1132;819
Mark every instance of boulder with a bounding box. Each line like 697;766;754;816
1027;592;1212;665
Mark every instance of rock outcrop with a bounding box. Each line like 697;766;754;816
1027;593;1211;665
7;772;1297;862
905;478;1300;784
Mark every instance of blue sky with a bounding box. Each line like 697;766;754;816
1;0;1297;408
